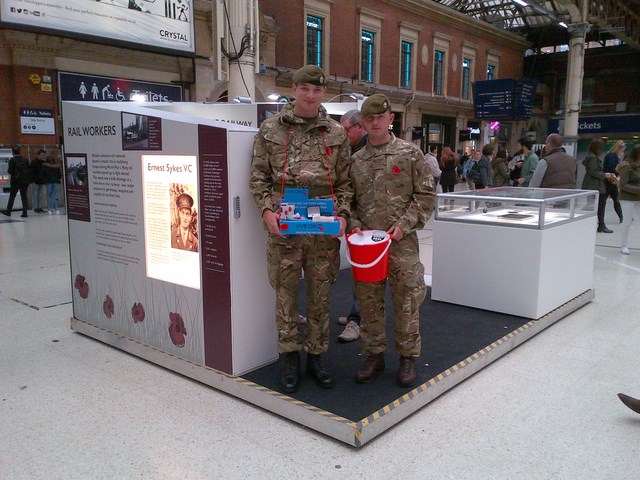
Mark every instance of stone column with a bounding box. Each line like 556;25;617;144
226;0;256;102
562;21;590;155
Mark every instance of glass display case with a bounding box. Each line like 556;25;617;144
432;186;597;319
434;187;597;230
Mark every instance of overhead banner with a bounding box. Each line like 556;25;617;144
0;0;194;54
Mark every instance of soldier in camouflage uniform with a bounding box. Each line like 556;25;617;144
250;65;353;394
349;94;435;388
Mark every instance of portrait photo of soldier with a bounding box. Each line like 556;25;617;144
170;187;198;252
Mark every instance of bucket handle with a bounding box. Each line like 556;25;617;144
346;239;392;269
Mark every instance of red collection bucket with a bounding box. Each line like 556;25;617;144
346;230;392;282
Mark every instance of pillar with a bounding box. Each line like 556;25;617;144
226;0;256;102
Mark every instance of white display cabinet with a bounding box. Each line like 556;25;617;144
431;187;597;319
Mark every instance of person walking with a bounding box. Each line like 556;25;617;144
348;94;435;388
250;65;352;393
2;146;32;218
618;144;640;255
582;139;615;233
602;140;625;223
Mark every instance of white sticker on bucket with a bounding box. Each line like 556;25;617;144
348;230;390;246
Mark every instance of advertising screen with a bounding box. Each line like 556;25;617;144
0;0;194;55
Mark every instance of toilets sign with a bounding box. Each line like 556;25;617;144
20;108;55;135
59;72;183;103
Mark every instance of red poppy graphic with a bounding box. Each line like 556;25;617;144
103;295;114;319
326;146;332;156
74;274;85;289
392;165;401;175
168;312;187;347
78;282;89;299
74;274;89;299
131;302;145;323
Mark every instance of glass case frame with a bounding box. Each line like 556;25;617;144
434;187;597;230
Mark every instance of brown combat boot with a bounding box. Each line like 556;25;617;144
354;353;385;384
397;356;417;387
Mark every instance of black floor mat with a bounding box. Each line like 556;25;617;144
243;268;529;421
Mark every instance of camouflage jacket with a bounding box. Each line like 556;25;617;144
250;103;353;216
349;134;435;234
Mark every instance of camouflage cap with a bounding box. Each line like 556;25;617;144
361;94;391;117
292;65;327;86
176;193;194;210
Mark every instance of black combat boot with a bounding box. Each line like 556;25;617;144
306;353;334;389
280;351;300;393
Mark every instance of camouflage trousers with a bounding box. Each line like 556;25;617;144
267;234;340;354
354;232;426;357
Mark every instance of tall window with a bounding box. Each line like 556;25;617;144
434;50;444;95
582;77;596;105
306;14;323;67
461;58;472;99
487;64;496;80
400;41;412;89
361;30;375;82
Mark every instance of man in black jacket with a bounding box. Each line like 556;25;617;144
31;149;47;213
2;146;32;218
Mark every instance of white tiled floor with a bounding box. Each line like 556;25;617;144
2;202;640;479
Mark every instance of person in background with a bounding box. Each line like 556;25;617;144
336;109;368;343
491;148;511;187
2;146;31;218
476;144;493;189
617;144;640;255
348;94;435;388
340;109;368;153
529;134;577;189
439;146;459;195
424;145;442;191
41;153;62;215
581;139;615;233
515;138;539;187
30;149;47;213
250;65;352;393
602;140;625;224
462;149;478;190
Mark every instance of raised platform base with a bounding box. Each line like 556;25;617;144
70;286;593;447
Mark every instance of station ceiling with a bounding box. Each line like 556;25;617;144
433;0;640;51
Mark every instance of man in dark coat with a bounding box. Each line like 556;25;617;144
2;146;32;218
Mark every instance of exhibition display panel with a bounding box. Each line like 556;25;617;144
431;187;597;319
62;101;278;376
